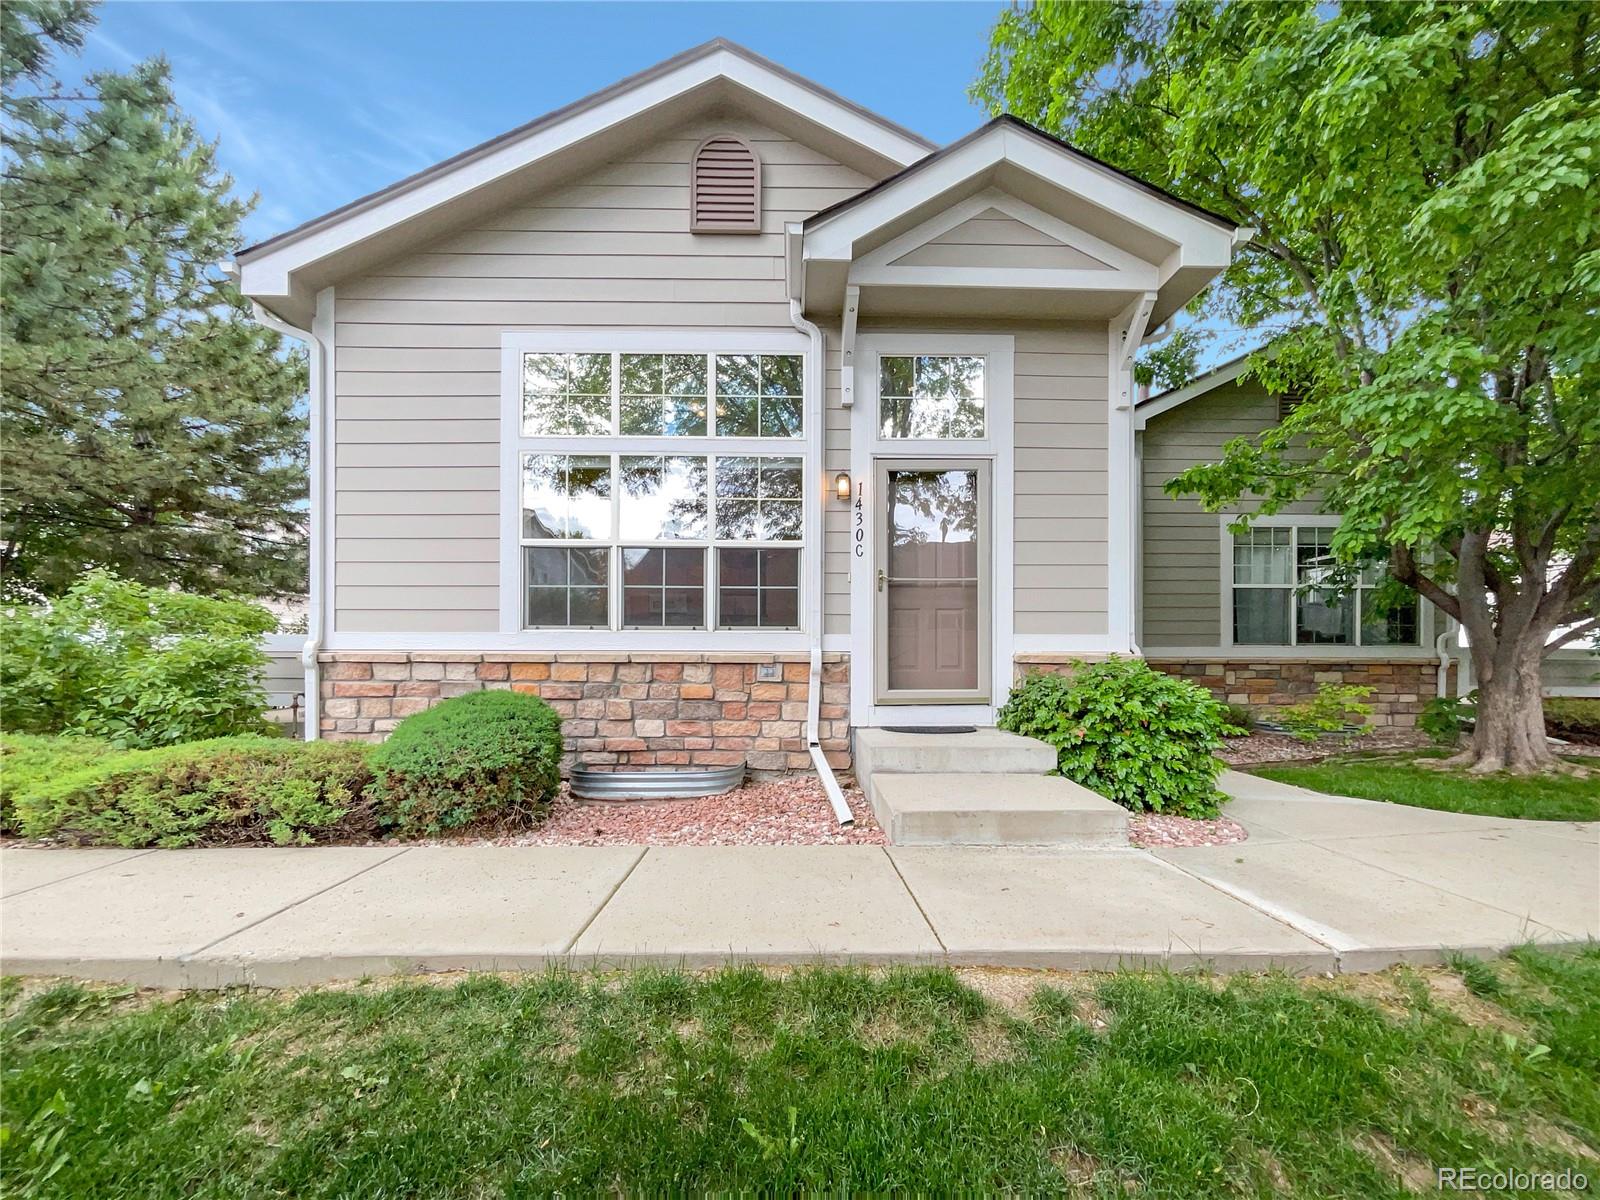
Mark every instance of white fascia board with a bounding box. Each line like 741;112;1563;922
806;125;1234;270
1134;356;1252;429
238;47;929;298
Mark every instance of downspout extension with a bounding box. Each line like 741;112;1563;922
249;296;326;742
791;298;854;826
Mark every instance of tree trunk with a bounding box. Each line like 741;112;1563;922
1456;637;1555;774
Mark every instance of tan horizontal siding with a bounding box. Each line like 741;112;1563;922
332;117;876;635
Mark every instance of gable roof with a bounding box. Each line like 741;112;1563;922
1133;351;1255;428
805;115;1237;233
237;38;935;323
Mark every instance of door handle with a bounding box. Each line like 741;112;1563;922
877;568;886;593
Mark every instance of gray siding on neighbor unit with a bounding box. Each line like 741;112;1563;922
1138;380;1318;648
331;118;875;634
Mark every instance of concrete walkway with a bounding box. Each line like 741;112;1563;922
2;770;1594;987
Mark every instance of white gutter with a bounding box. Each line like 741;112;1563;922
1435;624;1455;698
791;298;854;825
248;292;327;742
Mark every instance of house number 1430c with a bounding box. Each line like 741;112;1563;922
853;485;864;557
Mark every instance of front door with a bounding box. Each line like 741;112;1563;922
874;460;990;704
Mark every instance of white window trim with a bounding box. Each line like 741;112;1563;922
1217;514;1433;655
498;329;816;650
850;332;1015;726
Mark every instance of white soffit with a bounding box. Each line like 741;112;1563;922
237;40;933;320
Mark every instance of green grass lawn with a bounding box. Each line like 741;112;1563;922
1250;751;1600;822
5;949;1599;1196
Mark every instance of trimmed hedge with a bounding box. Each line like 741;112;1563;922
369;691;563;837
12;736;375;848
0;733;117;834
997;657;1229;818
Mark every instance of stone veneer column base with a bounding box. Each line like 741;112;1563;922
318;651;850;775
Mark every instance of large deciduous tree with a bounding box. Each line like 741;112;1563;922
1;0;307;600
978;0;1600;774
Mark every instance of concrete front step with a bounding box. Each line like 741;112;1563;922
871;773;1129;847
852;726;1056;796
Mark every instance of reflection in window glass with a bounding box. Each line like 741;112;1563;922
622;546;705;627
524;547;609;627
1230;526;1420;647
879;355;985;439
521;454;612;539
715;354;802;438
618;456;708;541
1295;528;1352;644
717;548;799;628
620;353;707;436
522;353;612;436
714;456;802;541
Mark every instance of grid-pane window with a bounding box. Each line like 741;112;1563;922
620;353;708;436
622;547;706;628
715;354;803;438
522;353;612;436
714;456;802;541
1231;526;1420;647
515;347;807;631
879;354;985;439
718;548;800;628
521;454;612;540
524;547;609;628
619;456;708;541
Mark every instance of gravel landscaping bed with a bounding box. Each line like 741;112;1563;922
444;777;887;847
1218;728;1431;767
1127;812;1248;848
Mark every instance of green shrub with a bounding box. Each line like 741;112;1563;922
1279;683;1374;743
1419;694;1475;746
369;691;563;836
1544;697;1600;745
996;657;1228;818
1;571;275;747
14;736;374;848
0;733;117;834
1220;703;1254;734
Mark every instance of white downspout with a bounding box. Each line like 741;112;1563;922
1436;623;1455;698
249;295;327;742
791;298;854;825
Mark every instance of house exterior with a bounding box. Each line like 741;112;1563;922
238;39;1439;773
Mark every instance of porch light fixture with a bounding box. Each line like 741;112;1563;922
834;472;852;502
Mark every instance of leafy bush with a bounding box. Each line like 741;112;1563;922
0;733;117;834
1220;703;1254;735
1;571;275;747
13;736;374;847
369;691;563;836
996;657;1228;818
1544;697;1600;745
1279;683;1374;743
1419;695;1475;746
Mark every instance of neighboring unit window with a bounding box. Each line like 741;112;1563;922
1231;525;1419;646
514;348;806;630
879;354;985;439
716;354;803;438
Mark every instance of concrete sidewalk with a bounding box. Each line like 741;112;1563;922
2;772;1595;987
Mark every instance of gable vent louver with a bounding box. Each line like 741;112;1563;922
1278;392;1305;421
691;135;761;234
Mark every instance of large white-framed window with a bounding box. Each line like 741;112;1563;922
1224;517;1421;648
500;331;814;645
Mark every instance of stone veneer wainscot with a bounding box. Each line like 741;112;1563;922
319;652;851;774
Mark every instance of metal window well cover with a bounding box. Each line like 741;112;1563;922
569;764;746;801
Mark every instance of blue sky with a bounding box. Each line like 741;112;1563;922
80;1;1001;244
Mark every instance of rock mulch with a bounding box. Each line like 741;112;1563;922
1128;812;1249;848
451;778;886;847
